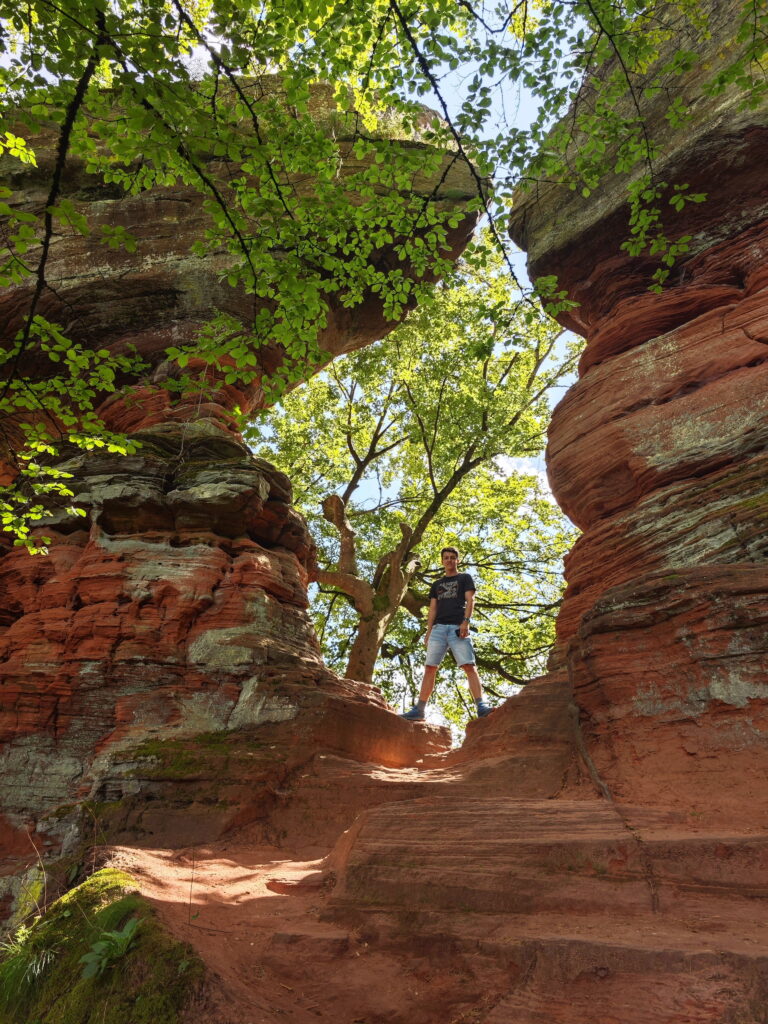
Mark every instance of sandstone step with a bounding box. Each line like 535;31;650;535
370;903;768;956
478;939;768;1024
333;798;767;908
318;792;768;1022
268;753;485;853
266;925;351;960
328;908;768;1023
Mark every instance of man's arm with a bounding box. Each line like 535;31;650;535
423;597;438;647
459;588;476;638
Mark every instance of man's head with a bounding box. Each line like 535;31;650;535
441;547;459;573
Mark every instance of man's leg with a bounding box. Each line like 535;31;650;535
461;663;482;701
459;661;494;718
402;630;445;720
419;664;439;703
402;665;438;721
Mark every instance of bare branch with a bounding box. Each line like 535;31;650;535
315;567;374;617
321;494;358;575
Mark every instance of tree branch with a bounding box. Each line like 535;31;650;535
385;521;415;605
321;494;358;575
388;0;523;291
171;0;298;221
315;567;374;617
401;587;428;618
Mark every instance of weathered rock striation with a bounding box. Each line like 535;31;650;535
0;83;478;444
509;0;768;822
3;8;768;1021
191;14;768;1019
0;94;472;882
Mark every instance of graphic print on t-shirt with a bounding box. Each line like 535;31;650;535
436;579;459;601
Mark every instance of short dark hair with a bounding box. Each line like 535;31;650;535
440;546;459;557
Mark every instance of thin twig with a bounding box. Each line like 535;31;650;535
187;848;196;925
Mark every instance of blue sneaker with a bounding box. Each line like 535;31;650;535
476;701;494;718
401;704;425;721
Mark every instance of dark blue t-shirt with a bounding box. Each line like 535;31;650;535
429;572;476;624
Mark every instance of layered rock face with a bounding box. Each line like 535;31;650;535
3;16;768;1019
0;84;477;443
509;0;768;823
0;96;472;871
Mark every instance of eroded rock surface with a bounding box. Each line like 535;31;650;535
108;729;768;1024
0;84;477;445
3;8;768;1021
0;95;468;888
509;0;768;823
0;420;451;876
76;9;768;1022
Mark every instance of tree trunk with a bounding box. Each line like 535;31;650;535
335;530;419;684
344;612;393;684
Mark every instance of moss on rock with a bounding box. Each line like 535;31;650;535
7;867;46;931
129;728;281;784
0;868;204;1024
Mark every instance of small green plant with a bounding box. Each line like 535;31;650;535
0;923;58;1008
79;917;139;980
0;869;203;1023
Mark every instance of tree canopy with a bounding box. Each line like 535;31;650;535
1;0;766;548
250;251;579;720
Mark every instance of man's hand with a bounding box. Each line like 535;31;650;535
423;630;431;648
459;624;470;639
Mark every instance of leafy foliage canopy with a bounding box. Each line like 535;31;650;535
251;253;579;721
1;0;766;548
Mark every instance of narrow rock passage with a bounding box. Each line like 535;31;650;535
109;752;500;1024
108;709;768;1024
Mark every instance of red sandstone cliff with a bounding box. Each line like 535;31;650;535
508;0;768;826
2;5;768;1022
0;96;473;877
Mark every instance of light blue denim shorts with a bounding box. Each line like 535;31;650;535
426;622;476;668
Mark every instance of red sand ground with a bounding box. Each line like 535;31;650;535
107;737;768;1024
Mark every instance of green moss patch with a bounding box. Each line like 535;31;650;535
130;729;279;783
131;736;214;779
0;868;204;1024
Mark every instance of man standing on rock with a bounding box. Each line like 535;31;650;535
401;547;493;721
